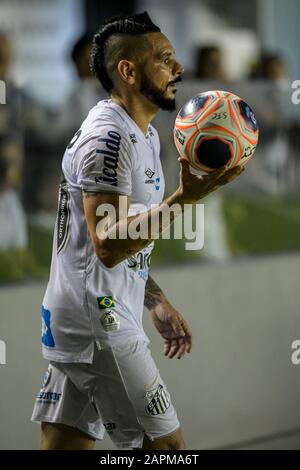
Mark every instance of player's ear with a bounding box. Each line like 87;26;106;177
117;60;136;85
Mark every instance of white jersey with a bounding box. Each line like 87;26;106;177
41;99;165;363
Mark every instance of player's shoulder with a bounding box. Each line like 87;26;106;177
69;100;133;159
84;99;131;139
64;100;135;183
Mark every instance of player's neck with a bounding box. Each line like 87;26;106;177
111;93;158;136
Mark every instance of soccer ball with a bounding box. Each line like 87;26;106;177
174;90;259;173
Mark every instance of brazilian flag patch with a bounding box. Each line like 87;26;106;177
97;296;115;310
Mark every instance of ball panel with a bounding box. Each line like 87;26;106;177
175;120;198;131
195;137;233;169
185;128;202;161
179;95;210;119
195;98;222;126
237;100;258;133
241;131;259;146
226;98;243;134
197;100;241;138
198;123;237;139
174;123;197;159
238;134;258;164
190;131;238;170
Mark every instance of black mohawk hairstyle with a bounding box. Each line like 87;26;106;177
90;11;161;92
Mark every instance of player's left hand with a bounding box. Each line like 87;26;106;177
150;301;193;359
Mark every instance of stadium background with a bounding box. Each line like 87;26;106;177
0;0;300;449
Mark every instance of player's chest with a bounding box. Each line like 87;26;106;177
130;139;165;207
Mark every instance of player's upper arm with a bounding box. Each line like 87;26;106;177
76;122;134;267
83;191;130;268
76;124;133;195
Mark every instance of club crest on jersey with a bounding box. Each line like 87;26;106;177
95;130;121;187
97;295;115;310
145;384;170;415
100;310;120;332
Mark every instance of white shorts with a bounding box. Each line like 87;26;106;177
31;339;180;449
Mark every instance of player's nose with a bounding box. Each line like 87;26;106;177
174;60;184;77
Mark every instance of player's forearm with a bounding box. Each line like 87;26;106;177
144;275;166;310
98;188;190;267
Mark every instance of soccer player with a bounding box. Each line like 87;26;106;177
31;12;243;450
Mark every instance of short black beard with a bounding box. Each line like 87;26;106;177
140;73;177;111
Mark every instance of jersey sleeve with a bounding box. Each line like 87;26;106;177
76;123;133;195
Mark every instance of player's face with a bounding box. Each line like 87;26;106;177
139;33;184;111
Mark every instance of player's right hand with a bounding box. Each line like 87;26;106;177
177;157;244;203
